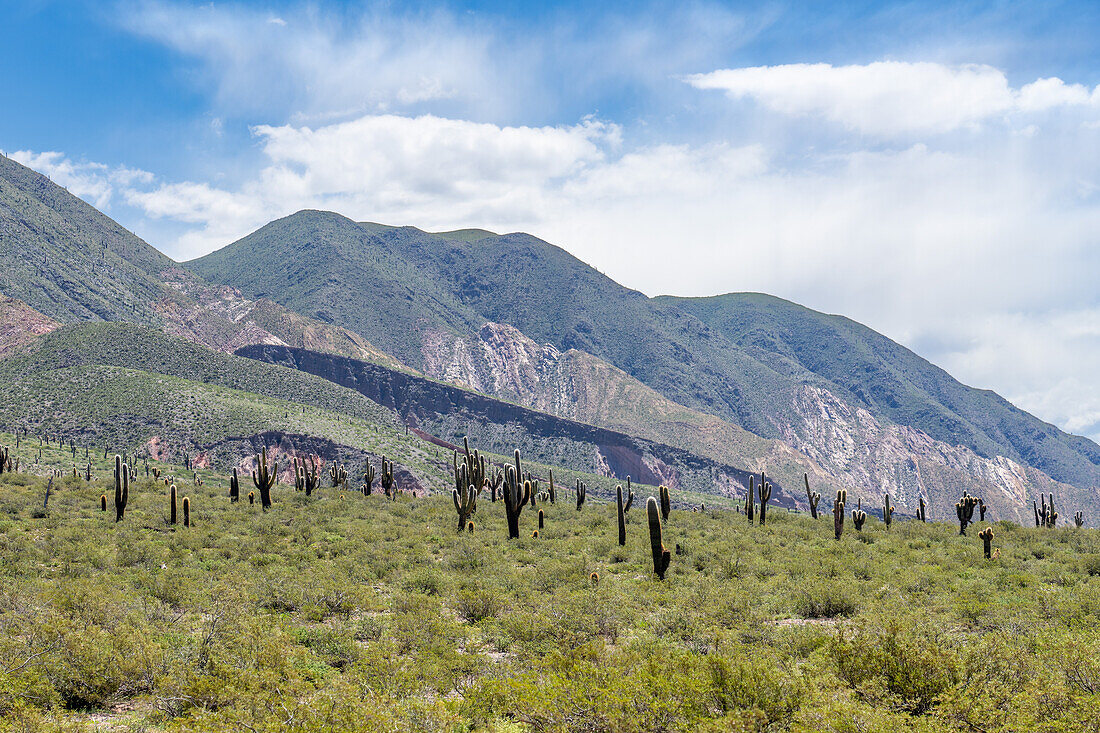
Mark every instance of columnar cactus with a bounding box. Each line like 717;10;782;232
1035;493;1057;528
548;468;556;504
380;456;395;499
538;509;544;529
452;459;480;532
883;494;894;529
456;437;487;494
170;483;177;525
616;485;626;546
329;463;348;489
957;492;979;535
248;491;255;505
114;455;128;522
487;468;503;502
362;463;375;496
917;496;926;522
183;497;191;528
804;474;820;519
833;490;847;540
745;476;755;524
502;450;530;539
1074;511;1084;528
576;479;587;511
978;526;994;558
758;474;772;527
229;468;239;503
298;456;320;496
659;484;671;522
0;446;8;474
252;447;276;511
978;498;988;522
624;477;635;514
646;496;671;580
852;500;867;532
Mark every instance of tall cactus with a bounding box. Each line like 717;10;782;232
616;485;626;546
1075;511;1084;528
170;483;177;525
804;473;820;519
833;489;846;540
576;479;587;511
252;447;276;511
745;476;755;524
624;477;635;514
502;450;530;539
487;468;503;502
452;455;480;532
978;498;988;522
978;526;994;559
659;484;671;522
547;468;556;504
917;496;926;522
883;494;894;530
1035;493;1057;528
758;474;772;526
646;496;671;580
329;462;348;489
183;496;191;528
381;456;396;499
301;456;320;496
114;455;128;522
229;468;240;503
852;499;867;531
362;463;375;496
957;492;979;535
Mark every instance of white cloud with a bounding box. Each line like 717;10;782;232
685;61;1100;136
5;150;152;209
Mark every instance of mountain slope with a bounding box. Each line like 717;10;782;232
0;154;401;366
186;212;1100;507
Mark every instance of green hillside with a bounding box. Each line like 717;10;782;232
0;154;174;323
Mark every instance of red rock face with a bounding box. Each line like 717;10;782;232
0;296;61;359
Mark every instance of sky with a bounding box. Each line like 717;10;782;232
3;0;1100;440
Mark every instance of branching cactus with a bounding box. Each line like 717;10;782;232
114;455;128;522
660;484;671;522
804;473;820;519
624;478;635;514
758;475;772;527
745;476;755;524
452;458;480;532
252;447;276;511
487;468;503;502
852;499;867;532
547;468;556;504
502;450;530;539
833;489;847;540
576;479;587;511
646;496;671;580
957;492;979;535
170;483;178;525
978;526;994;559
0;446;8;474
302;457;320;497
229;468;239;503
381;457;396;499
1035;493;1057;528
979;498;988;522
917;496;926;522
883;494;894;530
616;485;626;546
362;463;375;496
1074;511;1084;528
329;463;348;489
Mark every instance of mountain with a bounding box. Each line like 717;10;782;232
187;210;1100;520
0;154;402;367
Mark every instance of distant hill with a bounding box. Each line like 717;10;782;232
186;210;1100;520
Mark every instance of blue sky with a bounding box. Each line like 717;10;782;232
3;0;1100;441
